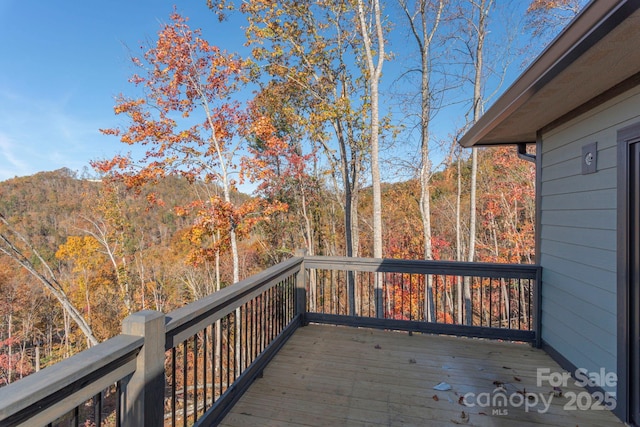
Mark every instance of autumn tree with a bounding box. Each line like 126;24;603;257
77;181;138;315
244;85;319;261
525;0;585;42
55;236;103;326
213;0;369;260
475;147;535;264
96;11;257;285
0;215;98;347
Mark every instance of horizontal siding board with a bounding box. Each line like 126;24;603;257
541;311;616;367
543;84;640;147
541;155;581;181
541;168;616;196
542;128;617;163
540;319;617;395
541;305;616;362
541;189;616;211
541;141;616;178
597;145;619;169
541;254;617;301
540;224;616;251
542;285;616;346
540;209;616;230
540;239;616;272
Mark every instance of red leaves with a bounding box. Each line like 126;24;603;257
91;155;131;174
178;195;287;267
527;0;575;12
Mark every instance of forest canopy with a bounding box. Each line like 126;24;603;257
0;0;582;385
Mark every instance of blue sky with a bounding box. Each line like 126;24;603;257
0;0;248;182
0;1;571;184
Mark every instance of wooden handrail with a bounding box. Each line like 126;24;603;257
0;334;143;426
164;256;303;349
304;255;539;279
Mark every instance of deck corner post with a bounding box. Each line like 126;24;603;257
121;310;165;427
534;266;543;348
294;249;308;325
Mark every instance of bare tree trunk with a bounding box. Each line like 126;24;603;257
63;311;71;358
0;216;98;346
399;0;445;322
468;148;478;264
456;152;464;324
35;343;40;372
464;0;491;326
81;215;133;315
7;312;12;384
356;0;385;260
502;280;510;327
300;188;317;312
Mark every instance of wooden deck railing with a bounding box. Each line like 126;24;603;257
0;257;302;427
0;255;540;426
161;257;301;426
302;256;541;344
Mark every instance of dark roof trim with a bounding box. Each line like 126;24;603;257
459;0;640;148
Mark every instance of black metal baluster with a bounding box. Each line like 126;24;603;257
171;349;176;427
116;380;122;427
73;405;79;427
182;341;187;427
92;392;102;426
228;314;233;388
193;334;198;423
203;327;208;411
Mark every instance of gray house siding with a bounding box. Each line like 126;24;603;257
540;84;640;396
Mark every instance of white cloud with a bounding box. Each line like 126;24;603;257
0;87;124;181
0;132;31;181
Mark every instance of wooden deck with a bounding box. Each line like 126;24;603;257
220;324;623;427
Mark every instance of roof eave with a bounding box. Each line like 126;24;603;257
459;0;640;148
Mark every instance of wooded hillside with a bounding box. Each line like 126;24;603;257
0;144;533;384
0;0;577;387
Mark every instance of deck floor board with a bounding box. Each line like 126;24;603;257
220;324;623;426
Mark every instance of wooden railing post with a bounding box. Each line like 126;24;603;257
121;310;165;427
295;249;307;325
534;266;543;348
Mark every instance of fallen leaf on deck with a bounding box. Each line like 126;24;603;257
433;381;452;391
450;411;470;424
432;394;439;401
409;358;416;364
479;412;487;416
502;366;511;369
458;396;466;406
513;376;521;382
374;344;381;349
